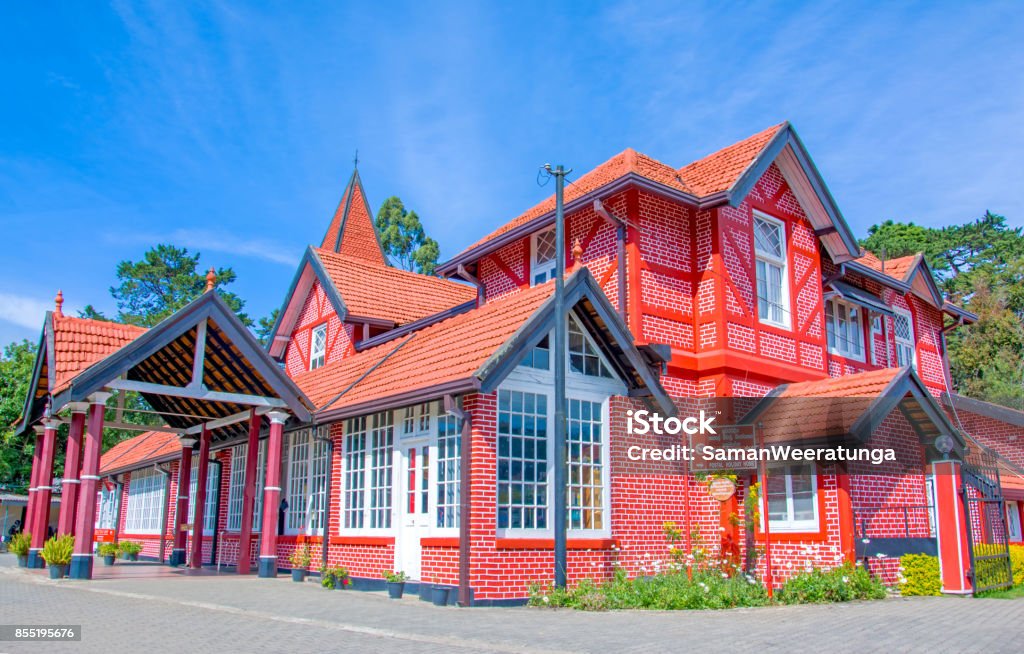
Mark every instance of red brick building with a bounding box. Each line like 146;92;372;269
21;123;1024;601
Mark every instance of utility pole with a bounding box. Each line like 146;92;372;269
545;163;571;588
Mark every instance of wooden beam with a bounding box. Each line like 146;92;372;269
105;379;288;408
183;406;273;435
189;318;208;389
53;417;186;434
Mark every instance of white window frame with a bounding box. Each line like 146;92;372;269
339;411;395;535
530;227;557;286
753;212;790;329
893;307;917;370
226;441;266;532
400;402;434;440
435;412;461;531
96;485;118;530
309;323;327;370
125;467;165;534
187;454;220;535
1007;500;1022;542
283;427;330;536
762;464;819;533
825;298;865;362
495;366;622;539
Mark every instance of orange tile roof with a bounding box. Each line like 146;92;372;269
753;367;903;443
52;316;147;394
452;124;786;262
855;251;921;284
293;280;555;412
314;248;477;325
320;170;387;265
99;430;180;475
676;123;786;196
462;149;695;253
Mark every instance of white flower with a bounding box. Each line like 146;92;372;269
542;596;550;604
721;572;729;578
842;576;849;583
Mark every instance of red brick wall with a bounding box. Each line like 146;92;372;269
284;279;355;377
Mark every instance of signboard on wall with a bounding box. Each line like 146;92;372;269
689;425;757;472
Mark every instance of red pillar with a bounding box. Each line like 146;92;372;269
237;411;262;575
27;423;56;568
932;460;972;594
258;411;288;578
57;404;88;537
70;392;109;579
25;427;42;540
170;438;194;566
189;426;211;569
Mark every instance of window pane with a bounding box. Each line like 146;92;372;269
497;390;548;530
567;399;604;530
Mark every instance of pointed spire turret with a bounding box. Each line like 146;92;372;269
319;165;387;265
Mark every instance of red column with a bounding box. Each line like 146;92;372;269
57;404;88;537
932;460;972;594
189;426;211;569
27;423;57;568
170;438;194;566
258;411;288;578
25;427;42;541
70;392;109;579
237;411;262;575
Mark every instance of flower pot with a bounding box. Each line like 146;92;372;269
17;555;27;568
292;569;307;583
387;581;405;599
128;553;139;562
103;555;116;566
48;564;68;579
431;586;450;606
336;578;350;590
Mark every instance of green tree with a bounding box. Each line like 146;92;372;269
110;244;251;327
256;308;280;347
862;211;1024;408
0;340;38;490
375;197;441;275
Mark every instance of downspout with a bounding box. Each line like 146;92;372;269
456;264;484;307
209;458;223;566
311;423;332;573
155;463;172;564
446;394;473;607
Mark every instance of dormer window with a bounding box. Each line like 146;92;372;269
893;308;916;370
754;213;790;328
825;298;864;361
531;228;557;286
310;324;327;370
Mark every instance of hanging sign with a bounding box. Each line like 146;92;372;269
708;477;737;502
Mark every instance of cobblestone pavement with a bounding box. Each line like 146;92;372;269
1;556;1021;654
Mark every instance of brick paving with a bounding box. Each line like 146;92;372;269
1;555;1021;653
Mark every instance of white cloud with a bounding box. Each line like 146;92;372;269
109;228;300;266
0;293;59;330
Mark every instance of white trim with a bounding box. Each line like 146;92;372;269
825;297;866;362
529;227;557;286
753;211;791;329
309;323;327;370
892;307;917;370
761;464;819;533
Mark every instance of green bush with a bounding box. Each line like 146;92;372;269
775;564;887;604
97;543;120;558
9;532;31;556
529;568;769;611
899;554;941;596
1009;545;1024;586
118;541;143;557
41;535;75;566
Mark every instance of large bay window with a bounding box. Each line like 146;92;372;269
893;308;916;369
284;427;330;535
765;464;818;532
754;213;789;328
187;454;220;533
341;412;394;531
825;298;864;360
125;467;164;534
530;228;557;286
226;441;266;532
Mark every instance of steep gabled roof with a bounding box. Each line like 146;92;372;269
848;251;948;309
438;122;861;275
292;267;674;420
320;168;387;265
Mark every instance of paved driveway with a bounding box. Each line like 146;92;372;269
0;556;1021;653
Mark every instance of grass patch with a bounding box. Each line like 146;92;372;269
976;584;1024;600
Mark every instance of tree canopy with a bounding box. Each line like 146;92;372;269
861;211;1024;409
0;340;39;489
375;197;441;275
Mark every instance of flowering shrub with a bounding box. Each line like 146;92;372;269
775;564;887;604
1010;545;1024;586
898;554;941;596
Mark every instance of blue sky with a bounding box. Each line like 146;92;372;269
1;1;1021;345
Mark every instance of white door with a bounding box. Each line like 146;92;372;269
397;442;431;579
1007;501;1022;542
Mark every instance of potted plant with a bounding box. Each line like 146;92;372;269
119;541;142;561
431;584;450;606
334;566;351;590
98;543;119;566
290;545;311;582
41;534;74;579
10;532;31;567
384;570;408;599
319;563;337;589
